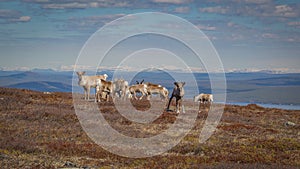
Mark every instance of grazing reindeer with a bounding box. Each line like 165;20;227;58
95;79;113;102
166;82;185;114
136;80;168;100
76;71;108;100
113;79;129;100
128;84;148;100
194;93;213;112
194;93;213;104
145;82;169;101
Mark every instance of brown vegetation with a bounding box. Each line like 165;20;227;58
0;87;299;168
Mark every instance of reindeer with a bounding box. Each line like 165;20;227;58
166;82;185;114
145;82;169;101
194;93;213;104
128;84;148;100
194;93;213;113
113;79;129;100
95;79;113;102
76;71;108;100
136;79;144;84
136;80;168;100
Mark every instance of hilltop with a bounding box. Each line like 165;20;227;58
0;87;299;168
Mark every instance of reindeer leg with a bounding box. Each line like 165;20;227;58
180;99;185;113
146;92;151;100
139;91;144;100
134;91;138;100
87;87;90;101
98;92;101;102
166;95;173;111
176;98;180;114
122;90;126;101
106;92;110;102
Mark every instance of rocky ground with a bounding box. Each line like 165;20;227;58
0;87;299;169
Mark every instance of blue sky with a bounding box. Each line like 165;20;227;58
0;0;299;72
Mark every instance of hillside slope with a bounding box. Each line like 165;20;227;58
0;87;299;168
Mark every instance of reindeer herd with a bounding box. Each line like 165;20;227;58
76;71;213;113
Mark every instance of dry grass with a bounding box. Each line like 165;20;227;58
0;87;299;168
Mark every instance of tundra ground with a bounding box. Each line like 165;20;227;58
0;88;299;168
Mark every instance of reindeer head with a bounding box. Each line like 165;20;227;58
174;82;185;97
76;71;85;80
136;79;144;84
103;74;108;80
76;71;86;86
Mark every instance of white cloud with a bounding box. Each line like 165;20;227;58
89;1;129;8
174;6;190;13
274;5;298;18
199;6;231;14
40;1;129;9
0;9;31;23
10;16;31;22
64;14;126;31
233;0;271;4
227;22;236;27
262;33;278;39
43;2;88;9
199;3;299;18
197;24;217;31
151;0;192;4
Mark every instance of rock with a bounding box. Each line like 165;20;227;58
285;121;296;127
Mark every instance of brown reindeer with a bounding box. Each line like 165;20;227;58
128;84;148;100
136;80;168;100
166;82;185;114
145;82;169;101
95;79;113;102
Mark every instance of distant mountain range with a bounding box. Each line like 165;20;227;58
0;69;300;105
0;70;73;92
7;81;72;92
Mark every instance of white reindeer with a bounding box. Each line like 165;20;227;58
194;93;213;104
113;79;129;100
194;93;213;113
76;71;108;100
